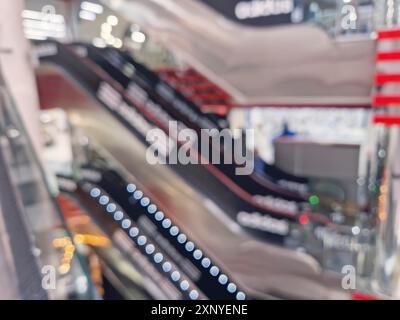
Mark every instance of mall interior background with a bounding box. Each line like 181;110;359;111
0;0;399;300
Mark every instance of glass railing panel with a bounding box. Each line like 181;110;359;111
0;69;96;299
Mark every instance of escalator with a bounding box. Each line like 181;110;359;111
83;44;312;198
0;68;96;300
36;40;303;243
79;44;357;219
56;42;362;226
58;144;248;300
92;44;366;221
34;40;348;299
77;44;328;224
0;119;46;299
102;0;375;106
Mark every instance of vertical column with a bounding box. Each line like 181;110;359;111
0;0;44;158
369;28;400;297
374;0;400;29
372;125;400;296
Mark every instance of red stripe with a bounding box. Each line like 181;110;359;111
352;292;379;300
376;51;400;61
375;73;400;85
201;104;229;116
377;29;400;40
162;74;205;82
176;82;220;91
373;95;400;106
188;93;229;100
229;103;370;109
373;115;400;126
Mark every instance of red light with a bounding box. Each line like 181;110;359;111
299;214;309;225
376;51;400;61
377;29;400;40
352;292;379;300
373;94;400;106
373;115;400;126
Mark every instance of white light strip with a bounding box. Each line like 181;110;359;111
25;34;47;40
126;183;246;300
23;19;66;32
22;8;66;40
22;9;65;23
90;186;199;299
131;31;146;43
79;10;97;21
81;1;104;14
24;28;66;39
92;38;106;48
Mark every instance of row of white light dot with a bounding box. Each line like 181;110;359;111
89;186;199;300
125;183;246;301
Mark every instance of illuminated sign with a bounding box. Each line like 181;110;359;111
198;0;304;26
22;5;66;40
235;0;294;20
237;211;289;235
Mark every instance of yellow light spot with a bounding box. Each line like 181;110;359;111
74;234;85;244
65;244;75;254
64;252;74;260
59;264;70;274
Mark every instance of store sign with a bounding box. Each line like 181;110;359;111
235;0;294;19
35;43;58;58
198;0;304;26
237;211;289;235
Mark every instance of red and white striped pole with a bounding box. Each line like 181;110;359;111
369;27;400;298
